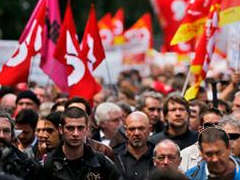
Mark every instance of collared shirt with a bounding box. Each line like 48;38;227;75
205;156;239;180
115;143;154;180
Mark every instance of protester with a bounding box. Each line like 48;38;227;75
94;102;123;146
35;111;61;163
153;139;181;169
219;115;240;158
43;107;120;180
150;95;198;150
185;127;240;180
114;111;154;180
15;109;38;158
0;111;40;179
15;90;40;114
136;91;164;134
180;108;223;172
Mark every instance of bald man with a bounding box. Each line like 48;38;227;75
153;139;181;169
114;111;154;180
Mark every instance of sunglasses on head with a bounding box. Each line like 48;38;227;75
203;122;219;129
228;133;240;140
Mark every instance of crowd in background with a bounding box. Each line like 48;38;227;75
0;65;240;180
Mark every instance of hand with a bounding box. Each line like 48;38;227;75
231;71;240;85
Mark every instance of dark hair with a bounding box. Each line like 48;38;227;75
117;101;132;115
199;108;223;126
163;95;190;117
148;168;189;180
45;111;62;129
60;107;88;126
0;111;15;138
15;109;38;130
64;97;91;116
51;101;65;112
198;127;229;151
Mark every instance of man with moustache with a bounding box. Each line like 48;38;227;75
114;111;154;180
149;95;198;150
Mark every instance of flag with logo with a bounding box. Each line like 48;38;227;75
171;0;212;46
54;1;101;100
0;0;46;86
40;0;68;92
184;0;221;101
98;13;113;48
112;8;125;45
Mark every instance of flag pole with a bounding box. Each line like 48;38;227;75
181;67;191;97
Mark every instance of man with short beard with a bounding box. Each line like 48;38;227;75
114;111;154;180
149;95;198;150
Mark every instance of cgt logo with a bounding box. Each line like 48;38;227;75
86;172;101;180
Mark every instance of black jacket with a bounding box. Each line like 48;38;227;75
42;144;120;180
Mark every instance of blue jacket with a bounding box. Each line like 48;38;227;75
185;156;240;180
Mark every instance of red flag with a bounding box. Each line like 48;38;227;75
124;13;153;48
0;0;46;86
80;5;105;72
171;0;212;45
112;8;124;36
220;0;240;26
54;2;101;100
112;8;125;45
98;13;113;47
151;0;193;52
40;0;68;92
185;0;221;100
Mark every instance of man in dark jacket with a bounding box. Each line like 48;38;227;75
43;107;120;180
149;95;198;150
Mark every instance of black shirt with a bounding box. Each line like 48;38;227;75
149;128;198;150
114;142;154;180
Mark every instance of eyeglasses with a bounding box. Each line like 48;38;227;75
148;107;162;112
203;122;219;129
228;133;240;140
154;155;177;161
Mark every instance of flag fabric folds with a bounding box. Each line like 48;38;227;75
80;5;105;72
0;0;46;86
151;0;193;53
124;13;153;48
184;0;221;101
98;13;113;47
171;0;212;46
219;0;240;27
112;8;125;45
54;2;101;100
40;0;68;92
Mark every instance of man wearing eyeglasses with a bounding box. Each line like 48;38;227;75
185;127;240;180
219;115;240;158
153;139;181;169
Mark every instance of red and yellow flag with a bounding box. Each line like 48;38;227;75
112;8;125;45
184;0;221;101
171;0;212;46
219;0;240;27
124;13;153;48
98;13;113;47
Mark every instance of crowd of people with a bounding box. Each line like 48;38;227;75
0;67;240;180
